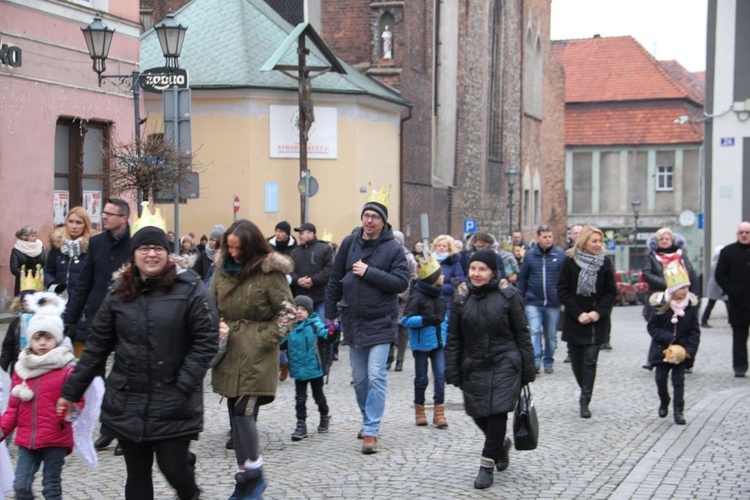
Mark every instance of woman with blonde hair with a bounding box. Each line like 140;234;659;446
557;226;616;418
430;234;465;314
44;207;94;295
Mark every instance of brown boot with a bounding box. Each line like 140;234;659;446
362;436;378;454
433;404;448;429
279;364;289;381
415;404;428;426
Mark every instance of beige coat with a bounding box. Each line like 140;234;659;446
210;252;296;403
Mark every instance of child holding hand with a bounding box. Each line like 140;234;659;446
0;292;82;499
283;296;333;441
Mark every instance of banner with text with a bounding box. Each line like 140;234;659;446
269;105;338;159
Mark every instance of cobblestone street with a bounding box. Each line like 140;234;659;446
5;304;749;499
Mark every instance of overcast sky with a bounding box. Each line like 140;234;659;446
550;0;708;73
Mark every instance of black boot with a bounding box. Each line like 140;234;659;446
580;398;592;419
473;457;494;489
229;467;265;500
674;401;686;425
495;438;512;471
94;435;114;451
317;414;331;433
291;419;308;441
579;359;596;418
658;397;670;418
394;359;403;372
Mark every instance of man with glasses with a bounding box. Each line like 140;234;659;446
715;221;750;377
64;197;131;455
518;224;565;374
325;194;409;454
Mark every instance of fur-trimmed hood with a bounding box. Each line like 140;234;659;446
49;226;91;253
213;250;294;275
647;233;688;253
111;253;198;283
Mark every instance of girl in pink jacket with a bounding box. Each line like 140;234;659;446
0;293;82;499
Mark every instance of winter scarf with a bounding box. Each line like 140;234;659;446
11;346;75;401
61;237;84;260
14;239;43;258
573;249;605;297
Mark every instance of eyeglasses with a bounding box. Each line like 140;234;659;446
362;213;382;222
136;245;167;255
102;211;124;218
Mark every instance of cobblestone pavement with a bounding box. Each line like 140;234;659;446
4;304;749;499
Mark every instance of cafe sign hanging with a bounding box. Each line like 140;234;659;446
0;35;22;68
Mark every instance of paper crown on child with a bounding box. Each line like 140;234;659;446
663;259;691;295
130;202;168;237
20;264;44;292
416;252;442;283
663;344;687;364
320;228;334;243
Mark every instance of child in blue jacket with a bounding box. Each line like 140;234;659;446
282;296;332;441
402;252;448;429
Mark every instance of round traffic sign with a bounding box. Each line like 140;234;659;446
298;176;319;197
233;195;240;213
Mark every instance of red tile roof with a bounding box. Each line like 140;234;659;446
659;60;705;105
566;101;704;146
551;36;702;106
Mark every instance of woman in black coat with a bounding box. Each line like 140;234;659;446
9;226;45;296
445;249;535;490
44;207;93;294
558;226;616;419
58;219;218;500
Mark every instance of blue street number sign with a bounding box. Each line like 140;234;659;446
606;240;616;251
463;219;478;234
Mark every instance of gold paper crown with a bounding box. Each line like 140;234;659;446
130;202;168;237
20;264;44;292
320;228;334;243
415;252;441;281
664;260;690;290
366;184;391;208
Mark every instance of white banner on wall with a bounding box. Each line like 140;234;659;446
269;105;338;159
54;191;69;225
83;190;103;228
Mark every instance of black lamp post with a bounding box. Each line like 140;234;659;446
81;13;187;214
631;199;641;242
506;167;519;236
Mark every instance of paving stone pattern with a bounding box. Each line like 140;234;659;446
4;305;749;499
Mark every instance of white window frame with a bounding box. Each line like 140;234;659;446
656;165;674;191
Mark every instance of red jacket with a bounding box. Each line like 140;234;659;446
1;365;82;452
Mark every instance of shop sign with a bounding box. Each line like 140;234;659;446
140;67;189;93
0;35;22;67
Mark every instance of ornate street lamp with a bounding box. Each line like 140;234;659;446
154;13;188;70
81;13;188;215
506;167;519;236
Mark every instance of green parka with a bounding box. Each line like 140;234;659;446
210;252;296;404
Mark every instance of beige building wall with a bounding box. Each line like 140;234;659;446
144;90;403;244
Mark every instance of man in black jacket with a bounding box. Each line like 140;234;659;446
290;222;334;320
64;197;131;454
715;221;750;377
325;196;409;455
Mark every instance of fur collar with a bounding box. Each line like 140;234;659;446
214;250;294;275
49;226;91;253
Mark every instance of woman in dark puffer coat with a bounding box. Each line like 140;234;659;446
58;217;218;500
445;249;536;490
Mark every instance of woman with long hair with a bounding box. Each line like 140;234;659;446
44;207;94;294
58;210;218;499
557;226;617;418
210;219;296;499
445;249;536;489
10;226;45;296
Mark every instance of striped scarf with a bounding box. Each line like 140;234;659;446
573;249;605;297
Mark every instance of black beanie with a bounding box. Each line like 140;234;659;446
469;249;498;276
422;268;443;285
275;221;291;235
361;202;388;223
130;226;170;254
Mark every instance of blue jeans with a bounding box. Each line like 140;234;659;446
525;305;561;368
14;446;66;500
349;343;390;437
413;348;446;406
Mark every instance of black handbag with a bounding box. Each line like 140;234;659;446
513;384;539;450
